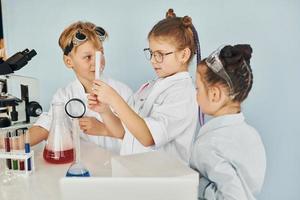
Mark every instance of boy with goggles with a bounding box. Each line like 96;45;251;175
28;21;132;153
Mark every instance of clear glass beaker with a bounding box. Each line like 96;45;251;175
43;102;74;164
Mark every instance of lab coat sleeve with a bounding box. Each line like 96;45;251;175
191;143;249;200
144;87;195;148
109;79;133;103
34;110;52;131
119;84;133;103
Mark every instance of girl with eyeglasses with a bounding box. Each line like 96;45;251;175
88;9;200;164
190;44;266;199
28;21;133;154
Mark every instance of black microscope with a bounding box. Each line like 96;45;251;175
0;49;43;128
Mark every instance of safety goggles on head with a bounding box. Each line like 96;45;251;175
205;47;235;97
64;26;107;55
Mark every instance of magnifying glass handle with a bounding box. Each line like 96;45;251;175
72;118;81;163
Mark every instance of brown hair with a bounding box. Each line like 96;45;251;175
198;44;253;102
58;21;108;55
148;9;200;65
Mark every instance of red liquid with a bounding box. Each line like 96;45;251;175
19;160;25;170
43;148;74;164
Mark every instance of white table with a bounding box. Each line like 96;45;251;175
1;141;199;200
0;140;114;200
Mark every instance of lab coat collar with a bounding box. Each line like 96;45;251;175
136;71;192;117
199;113;245;135
74;78;86;95
158;71;191;82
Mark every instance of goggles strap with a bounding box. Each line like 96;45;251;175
205;48;235;98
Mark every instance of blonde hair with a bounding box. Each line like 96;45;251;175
58;21;108;55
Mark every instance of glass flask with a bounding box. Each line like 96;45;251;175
64;98;90;177
43;102;74;164
66;118;90;177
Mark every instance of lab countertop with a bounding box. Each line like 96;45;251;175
0;140;114;200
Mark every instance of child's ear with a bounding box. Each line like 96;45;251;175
63;55;73;69
180;47;191;64
208;85;222;103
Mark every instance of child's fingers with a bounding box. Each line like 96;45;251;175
79;120;87;126
88;100;98;106
79;123;86;131
88;99;97;103
88;97;99;104
87;94;97;100
93;80;104;86
91;87;100;96
79;117;90;123
88;104;97;111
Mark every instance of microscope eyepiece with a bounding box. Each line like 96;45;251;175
0;48;37;75
23;49;37;61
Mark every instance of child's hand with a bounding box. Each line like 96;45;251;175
88;94;110;113
92;80;118;105
79;117;104;135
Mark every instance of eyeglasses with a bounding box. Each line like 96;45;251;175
143;48;175;63
64;26;106;55
205;47;235;97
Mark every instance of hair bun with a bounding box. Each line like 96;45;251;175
220;44;252;65
234;44;252;61
220;45;241;65
166;8;176;18
182;16;192;27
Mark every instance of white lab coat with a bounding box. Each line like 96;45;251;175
120;72;198;164
35;77;133;153
190;113;266;200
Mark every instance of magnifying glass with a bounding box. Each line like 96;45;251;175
65;98;90;177
65;98;86;118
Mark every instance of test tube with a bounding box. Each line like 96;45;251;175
12;131;19;170
18;129;25;171
24;130;31;171
95;51;102;80
5;132;12;170
0;132;3;174
0;131;4;149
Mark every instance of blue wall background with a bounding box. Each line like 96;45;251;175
2;0;299;199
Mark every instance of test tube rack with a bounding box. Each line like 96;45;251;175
0;150;35;175
0;128;35;176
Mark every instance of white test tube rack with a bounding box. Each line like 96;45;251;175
0;150;35;176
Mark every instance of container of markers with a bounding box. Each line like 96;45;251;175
0;128;34;176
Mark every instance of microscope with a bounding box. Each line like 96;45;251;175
0;49;42;129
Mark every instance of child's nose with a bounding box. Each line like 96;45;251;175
90;65;95;71
90;58;96;71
